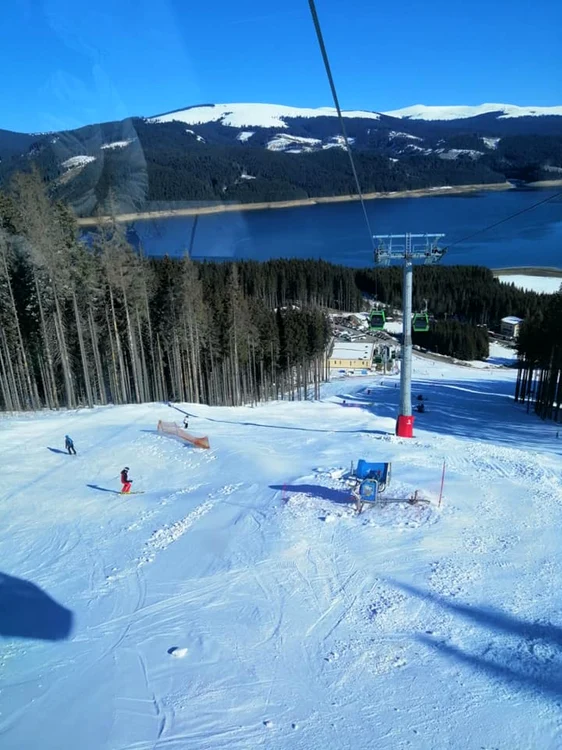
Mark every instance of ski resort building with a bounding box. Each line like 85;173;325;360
329;341;375;373
500;316;523;339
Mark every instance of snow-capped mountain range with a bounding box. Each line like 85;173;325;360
148;102;382;129
1;101;562;217
139;101;562;156
384;103;562;121
148;101;562;129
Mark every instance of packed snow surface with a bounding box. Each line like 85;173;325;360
388;130;423;141
2;352;562;750
100;140;133;150
436;148;484;160
497;274;562;294
384;103;562;120
147;103;381;129
61;155;96;169
185;129;205;143
266;134;321;152
236;131;255;142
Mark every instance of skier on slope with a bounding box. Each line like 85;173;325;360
183;416;189;429
120;467;132;494
65;435;76;455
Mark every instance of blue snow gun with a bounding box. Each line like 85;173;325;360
354;460;391;493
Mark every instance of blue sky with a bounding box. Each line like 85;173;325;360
2;0;561;133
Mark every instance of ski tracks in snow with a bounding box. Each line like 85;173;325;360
273;434;562;732
138;483;246;566
100;483;247;591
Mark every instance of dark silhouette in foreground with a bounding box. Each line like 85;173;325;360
0;572;73;641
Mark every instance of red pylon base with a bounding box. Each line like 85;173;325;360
396;414;414;438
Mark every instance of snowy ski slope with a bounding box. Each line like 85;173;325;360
1;351;562;750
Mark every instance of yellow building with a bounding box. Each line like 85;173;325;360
329;341;375;371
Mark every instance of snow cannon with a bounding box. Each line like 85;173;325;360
344;459;391;513
354;459;391;492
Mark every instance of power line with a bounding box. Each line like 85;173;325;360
307;0;375;251
445;189;562;252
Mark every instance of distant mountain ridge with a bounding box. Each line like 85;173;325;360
383;103;562;120
1;102;561;217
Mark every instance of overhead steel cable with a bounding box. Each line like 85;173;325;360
445;189;562;252
307;0;376;252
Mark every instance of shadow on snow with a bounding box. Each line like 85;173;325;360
269;483;352;504
0;572;73;641
86;484;120;494
167;402;387;436
374;377;560;451
391;579;562;700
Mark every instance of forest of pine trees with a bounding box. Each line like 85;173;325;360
0;172;343;412
355;266;556;363
413;321;489;361
355;265;550;329
514;291;562;423
1;170;557;414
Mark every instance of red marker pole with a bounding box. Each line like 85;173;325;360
438;461;446;508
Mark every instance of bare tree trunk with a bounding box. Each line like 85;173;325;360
136;307;150;402
52;292;74;408
34;274;58;408
0;330;18;410
89;306;107;404
0;243;36;407
108;287;129;402
72;292;93;407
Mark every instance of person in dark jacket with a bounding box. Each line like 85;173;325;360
120;467;132;494
65;435;76;455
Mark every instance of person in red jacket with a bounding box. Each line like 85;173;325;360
120;467;132;494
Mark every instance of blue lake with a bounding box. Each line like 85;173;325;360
124;187;562;268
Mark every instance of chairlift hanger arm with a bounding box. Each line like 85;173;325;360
373;233;446;265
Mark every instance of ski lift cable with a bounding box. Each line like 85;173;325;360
307;0;376;252
445;189;562;252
